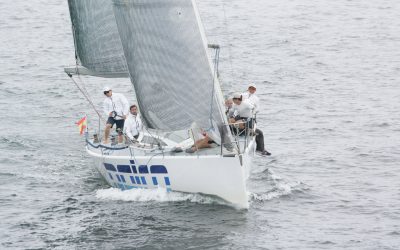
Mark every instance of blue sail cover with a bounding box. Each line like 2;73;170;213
68;0;128;77
112;0;228;131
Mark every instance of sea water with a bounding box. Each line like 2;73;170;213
0;0;399;249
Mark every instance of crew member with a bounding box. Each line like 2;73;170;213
103;86;129;144
241;83;260;113
231;92;271;156
124;104;143;142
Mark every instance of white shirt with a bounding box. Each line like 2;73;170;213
233;99;254;118
124;113;143;140
226;106;237;118
241;91;260;113
103;93;129;120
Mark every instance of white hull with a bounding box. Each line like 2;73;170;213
87;140;255;209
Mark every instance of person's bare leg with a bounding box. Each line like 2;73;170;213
195;137;212;150
186;137;212;153
104;124;112;144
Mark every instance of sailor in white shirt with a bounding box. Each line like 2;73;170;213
230;93;255;130
102;86;130;144
241;83;260;113
124;104;143;142
230;92;271;156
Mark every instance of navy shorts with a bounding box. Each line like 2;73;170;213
107;117;125;133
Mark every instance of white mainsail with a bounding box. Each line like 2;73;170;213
112;0;228;132
67;0;129;77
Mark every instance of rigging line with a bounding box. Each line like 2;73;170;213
70;23;91;103
67;73;104;121
70;21;104;124
141;122;163;147
144;144;168;166
71;24;92;103
70;22;105;125
146;129;165;154
76;73;94;111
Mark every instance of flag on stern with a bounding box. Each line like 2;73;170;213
76;116;87;135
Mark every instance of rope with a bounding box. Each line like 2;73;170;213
70;20;106;135
67;73;104;122
69;21;105;126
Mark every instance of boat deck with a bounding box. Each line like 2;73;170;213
87;136;255;158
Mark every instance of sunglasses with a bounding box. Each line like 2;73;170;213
104;91;110;95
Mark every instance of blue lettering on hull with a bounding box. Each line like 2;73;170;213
103;162;171;191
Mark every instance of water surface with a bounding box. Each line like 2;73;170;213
0;0;399;249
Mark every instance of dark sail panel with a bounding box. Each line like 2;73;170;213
68;0;128;77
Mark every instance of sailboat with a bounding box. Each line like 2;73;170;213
65;0;256;208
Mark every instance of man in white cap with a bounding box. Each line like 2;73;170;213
241;83;260;113
103;86;129;144
230;92;271;156
230;92;254;129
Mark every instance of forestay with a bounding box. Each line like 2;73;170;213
112;0;228;131
68;0;129;77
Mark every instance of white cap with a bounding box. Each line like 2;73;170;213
103;86;111;92
232;92;242;99
248;83;257;89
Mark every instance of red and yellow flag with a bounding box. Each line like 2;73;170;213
76;116;87;135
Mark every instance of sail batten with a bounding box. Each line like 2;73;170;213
68;0;128;77
112;0;228;131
